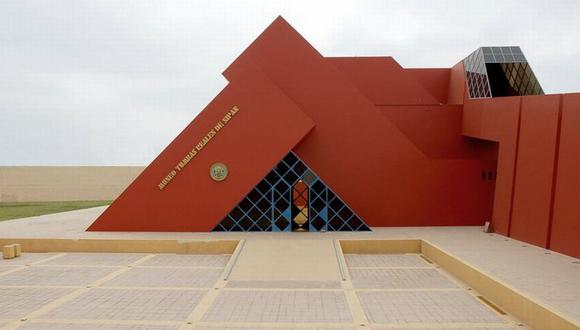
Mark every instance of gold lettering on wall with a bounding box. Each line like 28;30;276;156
157;105;240;190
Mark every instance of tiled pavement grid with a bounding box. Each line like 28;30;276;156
0;251;527;329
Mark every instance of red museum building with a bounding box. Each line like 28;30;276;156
88;17;580;259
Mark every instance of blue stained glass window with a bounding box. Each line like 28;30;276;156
212;152;370;232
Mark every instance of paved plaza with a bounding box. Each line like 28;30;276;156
1;207;579;322
0;207;579;329
0;249;521;329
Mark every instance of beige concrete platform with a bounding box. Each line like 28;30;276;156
0;206;579;329
0;250;522;329
229;240;341;281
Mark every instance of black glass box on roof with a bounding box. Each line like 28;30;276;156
463;46;544;99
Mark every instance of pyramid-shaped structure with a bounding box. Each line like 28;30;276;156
88;16;496;232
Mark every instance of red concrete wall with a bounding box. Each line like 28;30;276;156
550;93;580;258
462;97;521;235
406;68;451;104
510;95;560;247
88;66;315;231
379;105;498;160
327;57;439;105
225;17;493;227
90;17;497;232
463;93;580;258
447;62;466;105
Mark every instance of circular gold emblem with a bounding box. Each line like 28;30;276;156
210;163;228;182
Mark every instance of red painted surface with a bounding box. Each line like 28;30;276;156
462;97;521;235
463;93;580;258
88;16;580;258
447;62;466;105
406;68;451;104
550;93;580;258
379;105;497;160
327;57;440;105
510;95;560;247
223;17;493;227
88;66;315;231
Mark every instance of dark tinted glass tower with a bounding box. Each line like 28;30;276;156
464;47;543;99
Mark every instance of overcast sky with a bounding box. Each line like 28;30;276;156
1;1;579;165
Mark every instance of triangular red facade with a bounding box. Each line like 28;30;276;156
89;16;495;232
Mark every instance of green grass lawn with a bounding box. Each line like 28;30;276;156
0;200;112;221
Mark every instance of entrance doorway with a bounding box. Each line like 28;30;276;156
291;180;309;231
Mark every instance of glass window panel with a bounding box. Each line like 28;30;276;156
214;152;370;232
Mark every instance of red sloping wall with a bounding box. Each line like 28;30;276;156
379;105;498;160
88;66;315;231
550;93;580;258
447;62;467;105
509;95;560;247
225;17;495;227
462;93;580;258
462;97;521;235
326;57;440;105
406;68;451;104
